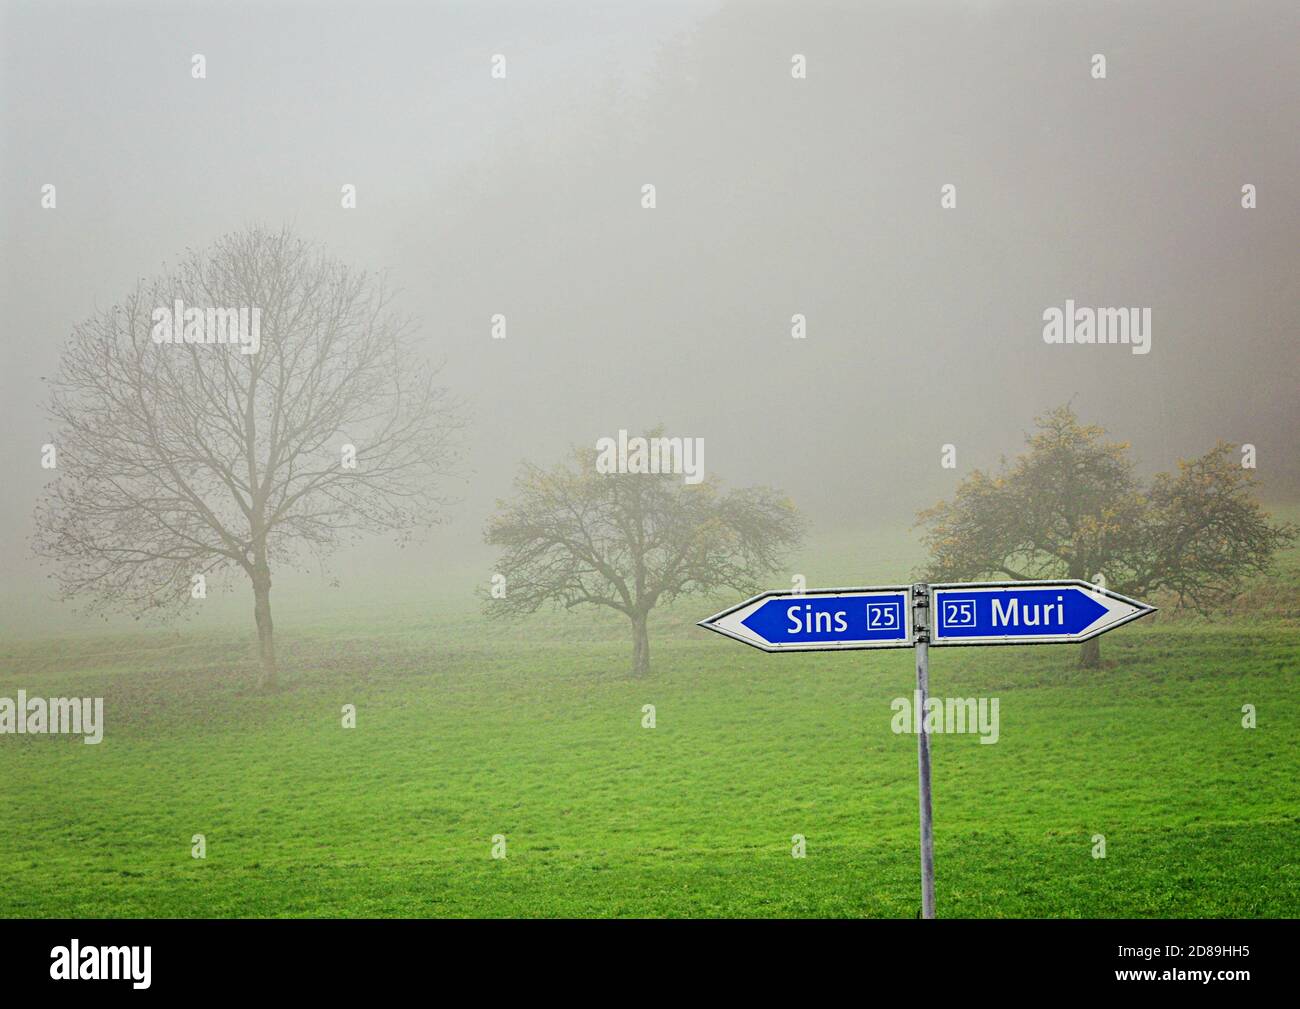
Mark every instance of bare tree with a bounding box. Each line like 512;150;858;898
917;405;1295;667
485;439;804;676
34;226;463;688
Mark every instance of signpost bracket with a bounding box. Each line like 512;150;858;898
912;582;930;644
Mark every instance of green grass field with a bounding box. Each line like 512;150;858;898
2;525;1297;918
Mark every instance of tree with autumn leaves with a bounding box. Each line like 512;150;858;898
917;406;1295;667
485;439;803;677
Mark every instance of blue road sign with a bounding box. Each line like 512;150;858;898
698;576;1154;923
697;587;912;652
930;580;1154;646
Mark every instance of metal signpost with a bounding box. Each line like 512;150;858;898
699;578;1155;919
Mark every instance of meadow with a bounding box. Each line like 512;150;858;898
1;524;1297;918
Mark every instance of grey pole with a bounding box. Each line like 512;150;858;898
913;583;936;919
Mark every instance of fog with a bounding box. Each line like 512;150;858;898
3;0;1297;634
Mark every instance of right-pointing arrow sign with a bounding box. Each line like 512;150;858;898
930;580;1155;646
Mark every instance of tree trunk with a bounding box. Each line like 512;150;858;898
252;568;277;689
630;612;650;677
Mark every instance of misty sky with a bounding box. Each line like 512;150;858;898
2;0;1297;631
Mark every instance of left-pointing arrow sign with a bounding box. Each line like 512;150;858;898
697;586;913;652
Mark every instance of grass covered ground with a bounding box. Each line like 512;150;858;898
1;526;1297;918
